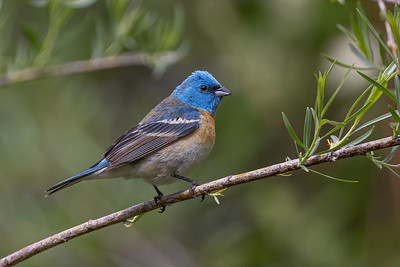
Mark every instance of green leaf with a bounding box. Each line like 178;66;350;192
300;164;309;172
344;84;373;124
381;61;397;79
303;107;313;148
357;8;400;69
386;166;400;179
282;112;307;149
395;5;400;17
358;71;399;104
383;146;400;163
370;157;383;169
337;23;357;43
356;4;374;60
389;122;400;137
350;13;369;59
378;32;389;68
344;126;374;147
354;112;393;133
349;43;374;67
320;53;374;70
343;101;373;124
308;168;358;183
322;66;352;117
315;71;326;119
321;119;346;128
307;138;321;158
387;11;400;53
389;105;400;123
395;76;400;111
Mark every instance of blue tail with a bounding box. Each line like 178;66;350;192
45;159;111;196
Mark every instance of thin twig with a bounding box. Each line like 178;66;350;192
377;0;399;65
0;51;182;87
1;135;400;266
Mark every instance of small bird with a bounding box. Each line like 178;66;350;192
45;71;231;206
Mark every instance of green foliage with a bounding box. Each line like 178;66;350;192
283;63;396;166
0;0;184;72
283;2;400;180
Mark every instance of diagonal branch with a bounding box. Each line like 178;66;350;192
1;135;400;266
0;51;182;87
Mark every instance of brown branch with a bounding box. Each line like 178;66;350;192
0;51;182;87
1;135;400;266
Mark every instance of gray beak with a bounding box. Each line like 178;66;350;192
214;86;232;97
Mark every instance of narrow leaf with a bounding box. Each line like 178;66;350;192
378;32;389;67
385;166;400;179
343;84;374;125
357;8;400;69
387;11;400;52
395;5;400;17
350;13;369;58
320;53;374;70
344;126;374;148
354;112;393;133
337;23;357;43
349;43;374;67
389;105;400;123
343;101;373;124
308;138;321;157
383;146;399;163
321;119;346;127
322;66;352;117
358;71;399;104
300;164;309;172
357;4;374;60
395;76;400;111
282;112;307;149
303;107;313;148
371;158;383;169
308;168;358;183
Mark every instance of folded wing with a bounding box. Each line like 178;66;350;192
104;114;201;169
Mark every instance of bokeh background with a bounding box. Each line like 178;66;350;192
1;0;400;266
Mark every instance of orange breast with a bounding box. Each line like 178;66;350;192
196;108;216;145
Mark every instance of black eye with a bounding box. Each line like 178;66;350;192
200;85;208;91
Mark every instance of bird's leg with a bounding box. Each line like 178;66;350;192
153;185;166;213
173;174;205;202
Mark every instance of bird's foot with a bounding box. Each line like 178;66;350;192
153;186;166;213
173;174;205;201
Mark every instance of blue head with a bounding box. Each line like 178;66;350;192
172;71;231;115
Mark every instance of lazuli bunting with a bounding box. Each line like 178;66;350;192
45;71;231;204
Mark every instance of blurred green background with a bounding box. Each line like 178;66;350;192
1;0;400;266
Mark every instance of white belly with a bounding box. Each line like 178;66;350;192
128;137;214;186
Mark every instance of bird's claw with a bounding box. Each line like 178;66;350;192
154;195;166;213
189;182;205;202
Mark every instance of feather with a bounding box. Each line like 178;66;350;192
45;159;111;196
104;113;201;169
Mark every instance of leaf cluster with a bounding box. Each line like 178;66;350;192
0;0;184;72
283;2;400;181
